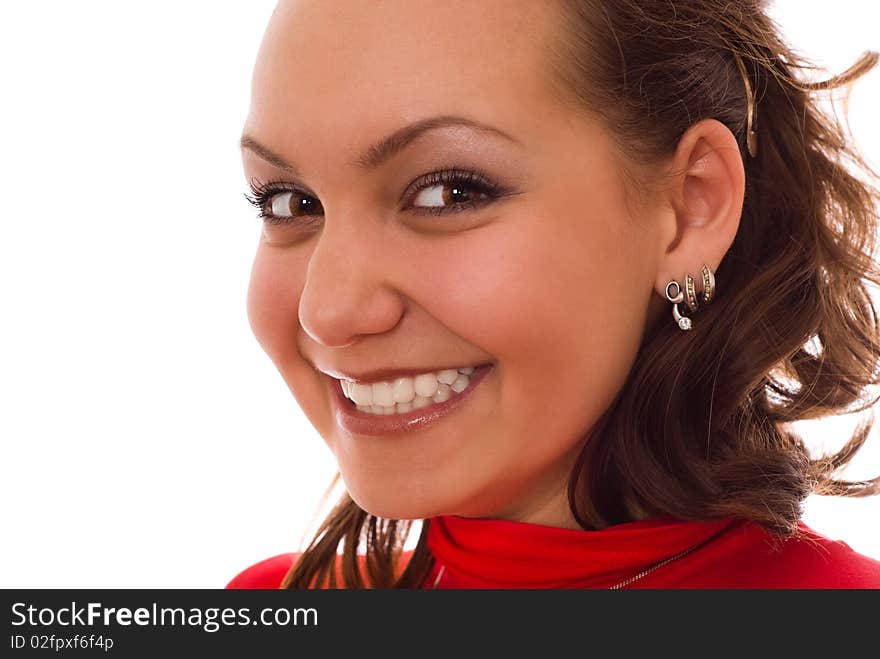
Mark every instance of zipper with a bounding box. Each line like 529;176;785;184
607;541;701;589
431;520;734;589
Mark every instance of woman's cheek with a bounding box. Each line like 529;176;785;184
432;224;565;352
246;244;306;364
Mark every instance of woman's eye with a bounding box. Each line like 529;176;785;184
244;182;324;227
409;181;491;214
404;169;506;216
267;190;323;220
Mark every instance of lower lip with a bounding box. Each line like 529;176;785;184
328;364;494;437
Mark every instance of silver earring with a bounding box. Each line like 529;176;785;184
665;263;716;331
700;263;715;305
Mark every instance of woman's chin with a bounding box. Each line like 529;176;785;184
345;486;448;521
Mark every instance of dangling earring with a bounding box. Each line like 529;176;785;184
665;263;715;331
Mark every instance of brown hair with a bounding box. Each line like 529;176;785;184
281;0;880;589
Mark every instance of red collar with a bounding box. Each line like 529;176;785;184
426;513;740;588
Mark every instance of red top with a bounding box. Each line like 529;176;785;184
226;514;880;589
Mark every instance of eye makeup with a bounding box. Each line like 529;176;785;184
244;165;519;226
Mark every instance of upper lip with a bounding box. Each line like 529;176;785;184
316;363;489;385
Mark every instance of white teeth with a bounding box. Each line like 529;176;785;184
412;395;432;409
392;377;415;403
433;383;452;403
351;383;373;406
414;373;439;398
437;369;459;385
450;374;470;393
350;375;472;415
371;381;394;406
340;366;481;415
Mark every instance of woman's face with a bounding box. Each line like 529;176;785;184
242;0;665;527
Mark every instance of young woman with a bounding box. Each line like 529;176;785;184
228;0;880;588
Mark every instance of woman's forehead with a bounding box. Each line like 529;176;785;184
247;0;577;171
254;0;559;110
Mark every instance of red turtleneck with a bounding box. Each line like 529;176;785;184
226;515;880;589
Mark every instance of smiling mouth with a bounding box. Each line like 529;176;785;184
338;366;480;416
329;363;495;436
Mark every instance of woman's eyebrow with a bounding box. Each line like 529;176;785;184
239;114;522;177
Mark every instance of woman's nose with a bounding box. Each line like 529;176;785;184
297;218;405;347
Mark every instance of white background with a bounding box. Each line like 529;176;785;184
1;1;877;588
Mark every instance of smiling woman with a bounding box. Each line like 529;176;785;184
227;0;880;589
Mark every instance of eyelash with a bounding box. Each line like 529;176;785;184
243;168;510;226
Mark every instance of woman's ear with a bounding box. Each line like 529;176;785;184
653;118;746;299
